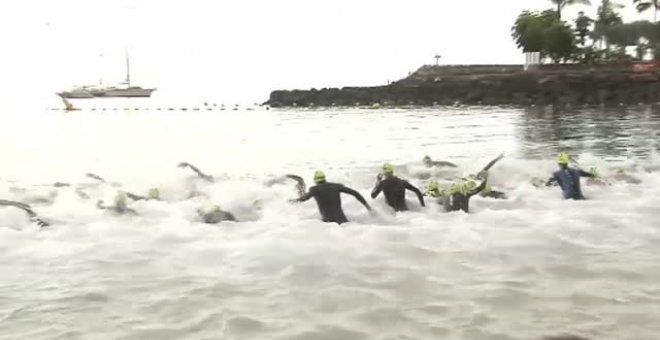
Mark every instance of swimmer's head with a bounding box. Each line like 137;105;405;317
313;170;326;184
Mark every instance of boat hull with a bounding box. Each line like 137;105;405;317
57;91;95;99
58;87;156;99
93;88;156;98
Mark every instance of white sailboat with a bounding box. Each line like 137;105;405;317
58;50;156;98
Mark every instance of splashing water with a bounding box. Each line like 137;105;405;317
1;105;659;340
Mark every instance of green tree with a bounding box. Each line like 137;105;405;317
512;11;548;52
549;0;592;19
633;0;660;22
594;0;625;49
512;10;578;63
574;11;595;46
545;22;578;62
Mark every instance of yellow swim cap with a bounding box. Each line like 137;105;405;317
465;180;477;191
114;192;127;209
558;152;570;165
426;180;442;198
382;163;394;175
313;170;326;183
148;188;160;200
449;182;467;195
211;205;223;213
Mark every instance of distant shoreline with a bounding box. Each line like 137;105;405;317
265;64;660;108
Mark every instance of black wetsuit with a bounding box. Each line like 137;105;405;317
297;181;370;224
371;176;425;212
203;211;236;223
481;190;507;199
444;180;487;213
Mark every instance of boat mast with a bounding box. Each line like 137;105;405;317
125;48;131;87
99;52;104;86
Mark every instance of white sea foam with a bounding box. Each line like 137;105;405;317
1;106;659;340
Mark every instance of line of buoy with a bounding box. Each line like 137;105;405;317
45;106;270;111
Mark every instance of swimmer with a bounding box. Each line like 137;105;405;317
291;171;371;224
371;163;425;212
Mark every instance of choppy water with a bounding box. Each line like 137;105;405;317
1;105;660;340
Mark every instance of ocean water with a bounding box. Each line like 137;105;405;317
1;105;659;340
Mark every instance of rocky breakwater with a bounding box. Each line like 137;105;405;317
265;64;660;107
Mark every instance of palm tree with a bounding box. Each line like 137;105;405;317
595;0;624;49
633;0;660;22
550;0;592;19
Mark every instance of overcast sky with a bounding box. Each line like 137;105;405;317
0;0;654;105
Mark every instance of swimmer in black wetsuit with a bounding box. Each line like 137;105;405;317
423;155;458;168
291;171;371;224
96;192;138;215
371;163;425;212
198;205;237;223
428;154;504;212
444;171;489;213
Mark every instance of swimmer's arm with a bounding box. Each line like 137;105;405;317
178;162;214;183
75;188;90;199
284;174;307;197
370;180;383;199
125;192;146;201
404;181;425;207
433;161;458;168
292;187;315;203
468;171;489;197
546;175;558;187
468;179;488;197
86;173;106;182
225;212;237;222
578;169;596;178
0;200;50;227
96;200;108;210
340;186;371;211
0;199;31;211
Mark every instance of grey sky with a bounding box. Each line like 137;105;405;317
0;0;654;104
